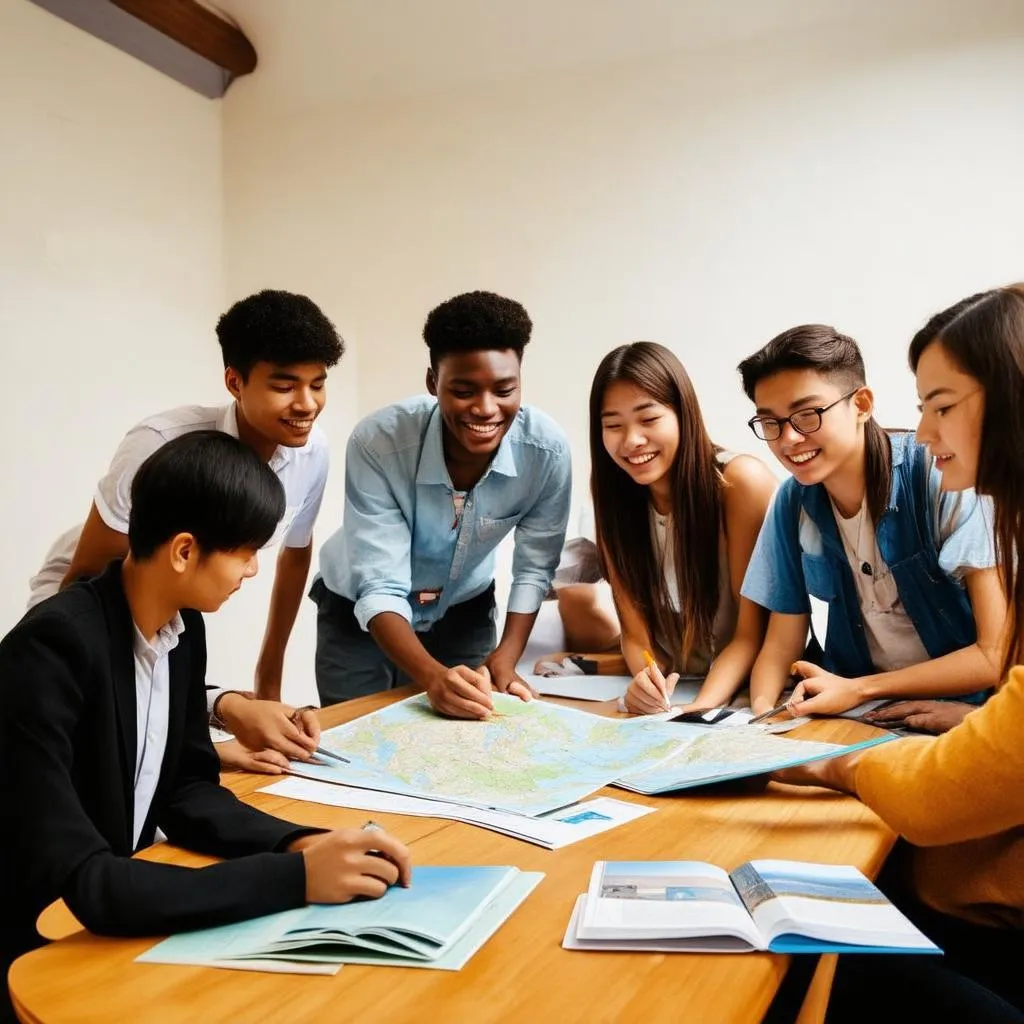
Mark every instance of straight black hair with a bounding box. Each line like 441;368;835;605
128;431;285;559
738;324;892;523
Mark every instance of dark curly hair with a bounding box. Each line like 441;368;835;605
422;291;532;368
216;290;344;379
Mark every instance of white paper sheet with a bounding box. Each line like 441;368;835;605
263;777;656;849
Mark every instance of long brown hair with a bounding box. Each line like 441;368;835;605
908;285;1024;676
589;342;723;670
737;324;892;523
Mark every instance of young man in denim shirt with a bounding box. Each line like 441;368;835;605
311;291;571;718
737;324;1004;728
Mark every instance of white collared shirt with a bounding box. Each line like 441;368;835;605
131;612;185;849
27;402;329;608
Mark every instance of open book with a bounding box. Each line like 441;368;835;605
139;866;542;975
563;860;940;955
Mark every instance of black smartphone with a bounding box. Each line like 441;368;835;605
667;708;737;725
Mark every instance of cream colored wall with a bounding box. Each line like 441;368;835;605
0;0;226;647
6;0;1024;705
223;15;1024;671
225;16;1024;492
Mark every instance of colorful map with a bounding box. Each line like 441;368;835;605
614;726;889;794
299;693;684;816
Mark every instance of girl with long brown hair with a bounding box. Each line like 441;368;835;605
590;342;776;714
777;287;1024;1021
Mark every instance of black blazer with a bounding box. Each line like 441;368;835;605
0;562;315;973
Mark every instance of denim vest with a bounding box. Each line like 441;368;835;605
791;432;976;678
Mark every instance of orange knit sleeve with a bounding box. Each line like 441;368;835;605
853;666;1024;846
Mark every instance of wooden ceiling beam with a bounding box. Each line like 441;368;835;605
109;0;256;76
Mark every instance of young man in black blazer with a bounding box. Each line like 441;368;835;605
0;432;410;1019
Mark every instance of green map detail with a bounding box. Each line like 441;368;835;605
312;693;684;816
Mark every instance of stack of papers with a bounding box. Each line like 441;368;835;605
264;777;656;849
526;674;703;705
139;866;543;975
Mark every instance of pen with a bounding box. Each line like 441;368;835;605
747;698;794;725
314;746;350;765
642;649;671;710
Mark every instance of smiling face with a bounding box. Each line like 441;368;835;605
752;368;871;487
227;360;327;449
428;349;522;465
914;340;985;491
600;380;681;495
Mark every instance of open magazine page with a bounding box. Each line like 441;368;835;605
732;860;940;952
579;861;762;947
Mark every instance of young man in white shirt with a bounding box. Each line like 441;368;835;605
27;289;344;771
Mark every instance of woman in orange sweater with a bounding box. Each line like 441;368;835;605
778;286;1024;1022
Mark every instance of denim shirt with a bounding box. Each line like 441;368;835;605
318;395;571;632
742;432;996;678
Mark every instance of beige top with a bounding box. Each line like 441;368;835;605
830;497;929;671
650;451;739;675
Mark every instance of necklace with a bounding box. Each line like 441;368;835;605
833;500;874;578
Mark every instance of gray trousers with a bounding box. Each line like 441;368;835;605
310;578;497;706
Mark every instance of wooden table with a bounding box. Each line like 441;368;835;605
10;689;894;1024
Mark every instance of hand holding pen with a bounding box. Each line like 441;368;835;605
294;821;412;904
623;649;681;715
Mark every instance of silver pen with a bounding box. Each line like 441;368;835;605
747;698;795;725
314;745;350;765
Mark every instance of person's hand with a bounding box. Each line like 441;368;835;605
293;827;413;903
215;694;320;760
773;751;861;794
214;738;291;775
788;661;867;716
424;665;494;719
482;652;533;703
864;700;974;735
624;663;680;715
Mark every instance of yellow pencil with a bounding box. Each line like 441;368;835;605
642;649;670;709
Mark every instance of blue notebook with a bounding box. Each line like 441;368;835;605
564;860;941;955
138;866;543;974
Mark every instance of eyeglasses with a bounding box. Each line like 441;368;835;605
747;388;861;442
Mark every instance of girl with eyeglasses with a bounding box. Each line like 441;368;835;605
590;342;778;715
737;324;1004;722
773;287;1024;1022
